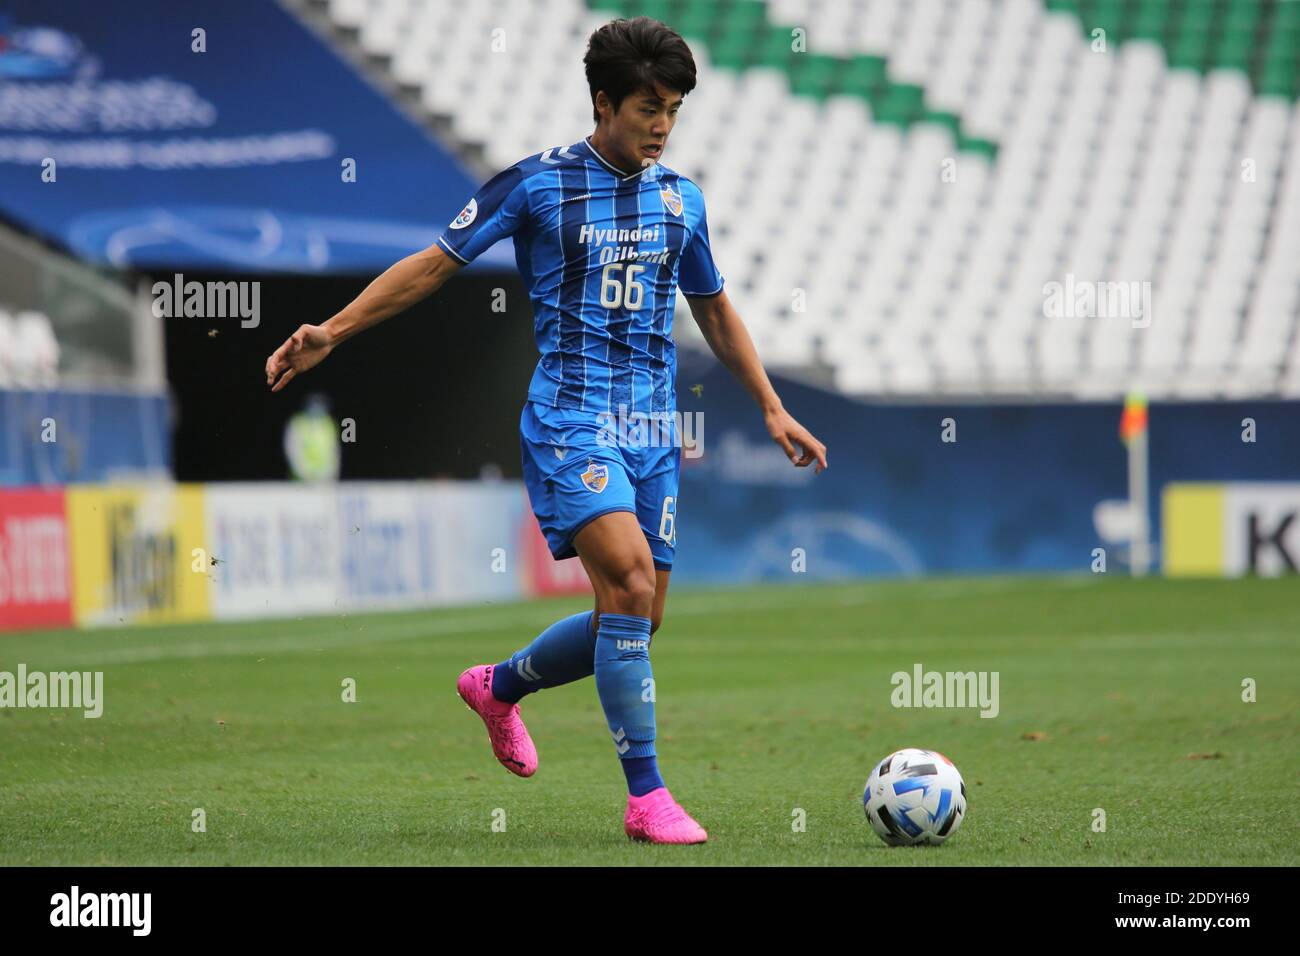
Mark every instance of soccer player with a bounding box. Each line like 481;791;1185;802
265;17;827;844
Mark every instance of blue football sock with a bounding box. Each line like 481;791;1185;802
593;613;663;794
490;610;596;704
622;755;666;797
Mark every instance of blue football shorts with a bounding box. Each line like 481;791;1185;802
519;400;681;571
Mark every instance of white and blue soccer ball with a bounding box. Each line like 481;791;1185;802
863;748;967;846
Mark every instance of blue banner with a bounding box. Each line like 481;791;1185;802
0;0;513;273
672;353;1300;582
0;388;171;485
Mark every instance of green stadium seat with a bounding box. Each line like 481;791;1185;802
640;0;678;24
675;4;715;41
839;55;887;96
956;135;998;161
758;28;796;70
709;31;756;69
919;110;960;139
1276;0;1300;28
1223;1;1262;31
1088;0;1130;38
1259;58;1298;98
1169;28;1211;71
612;0;655;25
1131;4;1170;43
789;54;840;100
1173;2;1216;38
871;84;924;127
1262;29;1300;67
723;1;767;40
1212;29;1255;71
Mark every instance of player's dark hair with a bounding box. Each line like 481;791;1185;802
584;17;697;124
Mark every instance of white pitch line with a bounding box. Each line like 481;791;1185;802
7;577;1091;667
19;612;554;667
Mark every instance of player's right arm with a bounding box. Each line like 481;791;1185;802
267;161;528;392
264;243;461;392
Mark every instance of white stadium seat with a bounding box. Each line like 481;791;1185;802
316;0;1300;399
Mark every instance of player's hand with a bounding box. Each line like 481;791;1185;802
265;324;334;392
765;408;828;474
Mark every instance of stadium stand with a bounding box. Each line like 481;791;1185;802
0;223;145;387
0;308;60;388
311;0;1300;399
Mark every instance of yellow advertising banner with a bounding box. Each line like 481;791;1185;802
65;484;211;626
1162;482;1300;577
1162;484;1226;577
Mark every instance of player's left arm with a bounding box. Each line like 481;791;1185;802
687;290;827;473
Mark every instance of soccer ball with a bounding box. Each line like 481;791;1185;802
863;748;967;846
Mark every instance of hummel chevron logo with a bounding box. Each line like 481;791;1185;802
612;727;630;755
515;656;541;681
540;146;580;164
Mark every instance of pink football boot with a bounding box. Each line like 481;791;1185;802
456;664;538;777
624;787;708;844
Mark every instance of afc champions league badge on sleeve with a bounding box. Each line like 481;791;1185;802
580;461;609;493
659;184;683;217
450;198;478;229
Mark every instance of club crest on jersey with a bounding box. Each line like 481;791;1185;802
659;184;683;217
580;462;608;493
450;198;477;229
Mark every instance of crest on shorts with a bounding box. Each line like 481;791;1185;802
580;461;608;493
659;184;683;217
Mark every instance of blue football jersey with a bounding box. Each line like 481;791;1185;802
436;136;724;414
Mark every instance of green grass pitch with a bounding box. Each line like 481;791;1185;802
1;575;1297;866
